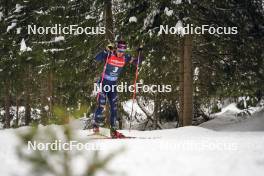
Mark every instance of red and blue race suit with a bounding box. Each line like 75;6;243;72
94;50;136;127
95;50;133;81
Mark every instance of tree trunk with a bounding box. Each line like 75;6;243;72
48;70;54;119
25;64;32;125
15;95;19;127
4;80;11;128
154;97;158;129
104;0;114;128
24;91;31;125
183;35;193;126
178;37;184;127
41;74;48;125
104;0;114;42
3;2;12;129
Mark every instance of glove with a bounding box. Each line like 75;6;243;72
106;43;114;51
136;45;143;52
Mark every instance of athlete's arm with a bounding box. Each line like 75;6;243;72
126;47;143;64
95;43;115;61
95;50;110;62
127;54;143;65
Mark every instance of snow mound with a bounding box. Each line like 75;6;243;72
215;103;241;115
122;99;153;121
201;109;264;131
1;123;264;176
173;126;213;134
116;126;214;139
216;110;264;131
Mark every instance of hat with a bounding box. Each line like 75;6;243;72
117;41;127;52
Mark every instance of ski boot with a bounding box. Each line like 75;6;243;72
93;124;100;134
110;127;126;138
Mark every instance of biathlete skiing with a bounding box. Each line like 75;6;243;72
93;40;142;138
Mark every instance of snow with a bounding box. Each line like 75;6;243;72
175;20;185;36
129;16;137;23
44;105;49;111
238;96;250;108
200;108;264;131
122;100;145;118
213;103;262;117
173;0;182;5
0;128;29;176
16;27;22;34
0;11;3;21
1;107;264;176
122;99;154;121
7;22;17;32
143;9;160;30
194;67;199;81
20;38;27;51
164;7;173;16
54;36;65;42
20;39;32;52
34;10;44;14
215;103;241;115
0;106;41;127
14;4;24;13
85;14;96;20
174;0;191;4
43;48;65;53
1;118;264;176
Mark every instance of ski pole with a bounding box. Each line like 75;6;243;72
96;51;111;101
129;50;141;130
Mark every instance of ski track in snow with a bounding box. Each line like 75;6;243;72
1;111;264;176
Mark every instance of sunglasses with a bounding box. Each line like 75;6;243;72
117;49;125;53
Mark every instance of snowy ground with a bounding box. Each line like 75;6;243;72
0;107;264;176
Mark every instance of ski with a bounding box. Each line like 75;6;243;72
87;133;112;139
87;132;157;139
